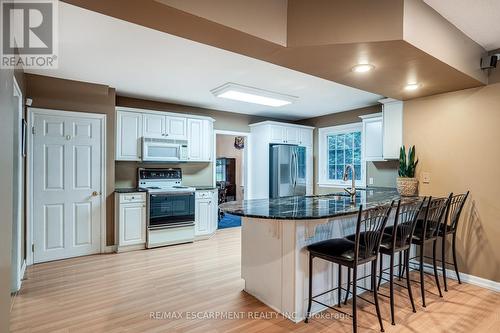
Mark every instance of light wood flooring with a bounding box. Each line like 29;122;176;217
10;227;500;332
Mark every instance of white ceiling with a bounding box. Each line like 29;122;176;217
26;2;382;121
424;0;500;51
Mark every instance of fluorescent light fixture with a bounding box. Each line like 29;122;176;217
352;64;375;73
405;83;421;91
211;83;297;107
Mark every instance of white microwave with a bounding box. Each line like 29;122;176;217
142;137;188;161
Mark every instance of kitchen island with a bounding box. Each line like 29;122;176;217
219;188;417;322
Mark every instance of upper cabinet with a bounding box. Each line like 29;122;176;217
269;123;312;146
143;114;187;140
116;111;143;161
359;99;403;161
116;107;213;162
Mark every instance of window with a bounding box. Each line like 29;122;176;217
318;123;365;187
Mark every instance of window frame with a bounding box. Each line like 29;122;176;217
317;123;366;187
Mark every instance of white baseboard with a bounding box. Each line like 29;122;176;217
421;263;500;293
16;260;27;291
102;245;117;253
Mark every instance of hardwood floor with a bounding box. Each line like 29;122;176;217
11;227;500;332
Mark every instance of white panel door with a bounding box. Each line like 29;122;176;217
166;116;187;140
116;111;142;160
187;118;203;161
143;113;165;138
33;112;103;263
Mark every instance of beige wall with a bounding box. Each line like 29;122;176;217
25;74;117;246
297;105;399;194
156;0;288;46
404;83;500;282
216;135;244;201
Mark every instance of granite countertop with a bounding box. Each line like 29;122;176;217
115;188;147;194
219;187;420;220
196;186;217;191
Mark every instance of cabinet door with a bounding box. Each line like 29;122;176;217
202;120;213;161
187;118;203;161
299;128;313;147
382;101;403;159
285;126;299;144
195;199;211;236
143;113;165;138
363;117;384;161
210;196;218;233
119;203;146;246
166;116;187;140
270;125;286;143
116;111;142;161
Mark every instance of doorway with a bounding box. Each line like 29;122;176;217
213;131;249;229
28;108;106;263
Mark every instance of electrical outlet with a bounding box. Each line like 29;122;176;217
422;172;431;184
369;177;374;185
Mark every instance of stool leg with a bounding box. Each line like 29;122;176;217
338;264;342;307
419;243;426;307
398;252;403;281
442;234;448;292
405;249;416;313
377;255;383;291
372;259;385;332
452;233;461;284
432;239;443;297
344;268;350;305
352;266;358;333
389;253;395;325
305;254;313;323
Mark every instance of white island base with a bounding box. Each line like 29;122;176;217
241;216;411;323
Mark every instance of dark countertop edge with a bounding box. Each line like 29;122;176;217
224;210;362;220
195;187;217;191
115;188;147;193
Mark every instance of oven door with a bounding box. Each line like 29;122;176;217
148;192;195;229
143;141;181;161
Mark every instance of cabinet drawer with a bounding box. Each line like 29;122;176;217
196;190;214;199
119;193;146;203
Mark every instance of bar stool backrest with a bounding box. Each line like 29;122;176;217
421;196;449;239
354;202;394;263
391;198;426;249
446;191;470;232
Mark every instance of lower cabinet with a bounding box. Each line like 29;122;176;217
115;192;147;252
195;190;218;238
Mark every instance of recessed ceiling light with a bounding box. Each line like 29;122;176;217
404;83;421;91
352;64;375;73
211;83;297;107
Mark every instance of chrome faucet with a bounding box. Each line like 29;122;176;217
343;164;356;202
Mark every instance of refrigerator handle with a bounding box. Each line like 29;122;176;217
292;150;297;188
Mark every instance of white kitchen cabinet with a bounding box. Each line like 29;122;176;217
360;113;384;161
195;190;217;238
143;114;187;140
188;118;213;162
248;121;314;199
380;98;403;160
115;192;147;252
116;111;143;161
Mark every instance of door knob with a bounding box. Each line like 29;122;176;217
91;191;99;197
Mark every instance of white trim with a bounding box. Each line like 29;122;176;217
249;120;314;129
213;129;251;200
116;106;215;122
317;122;366;187
422;264;500;293
27;108;107;265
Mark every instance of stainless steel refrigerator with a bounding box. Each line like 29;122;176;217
269;145;306;198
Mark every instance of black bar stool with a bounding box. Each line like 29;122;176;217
408;196;449;307
439;192;469;291
304;203;394;333
376;199;426;325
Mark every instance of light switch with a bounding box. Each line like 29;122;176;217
369;177;374;185
422;172;431;184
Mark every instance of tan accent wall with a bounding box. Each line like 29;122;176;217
404;83;500;282
297;105;398;194
25;74;116;246
216;135;244;201
155;0;288;46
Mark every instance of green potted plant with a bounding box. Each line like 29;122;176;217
397;145;419;196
